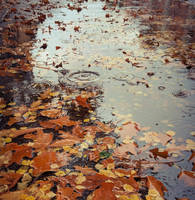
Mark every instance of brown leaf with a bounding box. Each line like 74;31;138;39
113;143;137;157
7;116;22;126
92;182;117;200
57;186;80;200
50;131;81;147
31;151;57;175
178;170;195;187
117;122;139;140
56;46;61;50
72;124;85;138
40;116;78;128
95;121;113;133
24;129;53;149
0;172;22;190
40;109;61;118
74;26;80;32
147;176;167;197
150;148;169;159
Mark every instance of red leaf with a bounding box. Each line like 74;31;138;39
56;46;61;50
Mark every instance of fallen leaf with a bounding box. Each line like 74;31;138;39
40;109;61;118
31;151;57;175
178;170;195;187
147;176;167;198
150;148;169;159
92;182;117;200
113;143;137;157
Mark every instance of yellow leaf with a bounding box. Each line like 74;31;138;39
166;130;176;137
99;169;116;178
0;104;6;109
16;166;28;174
50;91;59;96
123;184;134;192
119;194;140;200
21;160;32;166
95;164;104;170
76;185;86;190
75;174;86;184
84;118;90;122
146;189;164;200
8;102;16;106
4;137;12;143
55;170;66;177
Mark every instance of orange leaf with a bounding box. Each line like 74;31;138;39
75;95;91;109
50;131;81;147
25;129;53;149
72;124;85;138
0;190;25;200
40;88;51;99
93;182;117;200
30;100;42;108
40;116;78;128
0;172;22;190
40;109;61;118
147;176;167;197
8;116;22;126
57;186;80;200
95;121;113;133
32;151;57;175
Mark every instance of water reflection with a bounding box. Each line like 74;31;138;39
30;0;195;138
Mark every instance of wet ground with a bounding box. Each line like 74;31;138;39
0;0;195;200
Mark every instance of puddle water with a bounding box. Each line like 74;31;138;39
30;0;195;138
29;1;195;197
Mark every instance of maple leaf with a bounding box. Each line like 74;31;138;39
113;143;137;158
116;122;139;141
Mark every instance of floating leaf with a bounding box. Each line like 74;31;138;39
178;170;195;187
150;148;169;159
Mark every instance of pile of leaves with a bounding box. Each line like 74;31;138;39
0;85;194;200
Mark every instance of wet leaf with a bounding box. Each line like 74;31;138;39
40;109;61;118
99;151;111;159
92;182;117;200
178;171;195;187
150;148;169;159
0;172;22;190
113;143;137;157
147;176;167;198
31;151;57;175
75;95;91;109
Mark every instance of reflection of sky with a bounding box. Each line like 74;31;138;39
30;1;195;139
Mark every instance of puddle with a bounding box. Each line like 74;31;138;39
30;0;195;138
